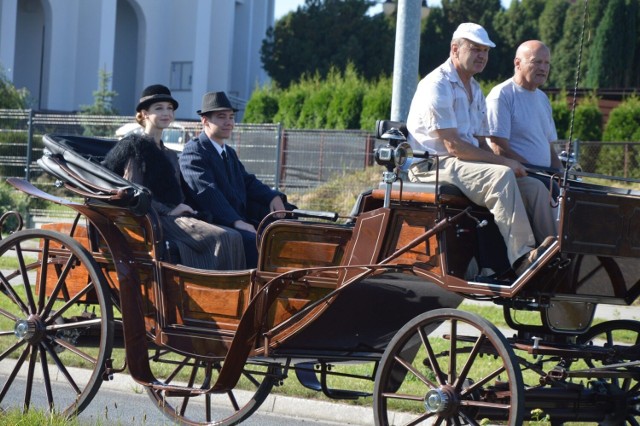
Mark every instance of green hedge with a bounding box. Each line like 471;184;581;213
597;97;640;178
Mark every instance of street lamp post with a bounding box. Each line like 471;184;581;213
388;0;423;122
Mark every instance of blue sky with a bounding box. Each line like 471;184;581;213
275;0;512;20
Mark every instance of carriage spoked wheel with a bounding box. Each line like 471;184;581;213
374;308;524;426
146;348;280;425
577;319;640;425
0;229;114;417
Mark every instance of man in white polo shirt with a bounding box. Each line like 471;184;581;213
406;23;556;277
486;40;562;196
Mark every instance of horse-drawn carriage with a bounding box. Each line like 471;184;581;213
0;122;638;425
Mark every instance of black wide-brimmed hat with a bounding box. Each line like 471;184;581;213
136;84;179;112
197;91;238;115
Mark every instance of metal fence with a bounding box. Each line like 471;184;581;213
0;110;379;216
1;109;639;221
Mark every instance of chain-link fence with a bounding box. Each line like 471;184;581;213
0;110;382;221
1;109;639;224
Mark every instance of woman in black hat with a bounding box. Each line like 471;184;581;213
103;85;245;270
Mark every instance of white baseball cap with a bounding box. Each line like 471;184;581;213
452;22;496;48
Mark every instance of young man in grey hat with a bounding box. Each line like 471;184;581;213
179;91;289;268
406;23;556;278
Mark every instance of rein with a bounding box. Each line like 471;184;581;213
562;0;590;187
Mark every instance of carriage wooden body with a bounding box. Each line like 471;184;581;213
0;128;639;425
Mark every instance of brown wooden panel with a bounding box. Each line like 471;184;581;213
260;222;352;273
277;241;340;264
160;266;253;332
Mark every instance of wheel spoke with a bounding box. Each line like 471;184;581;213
24;345;38;411
0;339;27;362
45;282;94;325
454;333;486;392
43;344;82;394
0;307;20;322
38;346;55;411
460;365;506;398
393;353;437;388
380;391;424;401
0;344;31;403
403;412;435;426
40;252;81;319
15;244;36;315
448;319;457;384
47;318;102;332
419;326;446;386
0;272;29;314
50;336;97;365
36;239;50;313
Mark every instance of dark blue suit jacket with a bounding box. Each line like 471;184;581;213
179;132;283;228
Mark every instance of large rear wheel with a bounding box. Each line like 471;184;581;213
374;308;523;425
0;229;114;417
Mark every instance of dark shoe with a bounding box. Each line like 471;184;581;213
513;236;556;276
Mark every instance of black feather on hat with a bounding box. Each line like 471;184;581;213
197;91;239;115
136;84;179;112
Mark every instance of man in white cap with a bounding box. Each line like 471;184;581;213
406;23;556;278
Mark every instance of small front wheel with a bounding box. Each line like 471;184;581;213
374;308;523;425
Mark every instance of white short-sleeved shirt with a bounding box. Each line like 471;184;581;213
486;78;557;167
407;58;490;156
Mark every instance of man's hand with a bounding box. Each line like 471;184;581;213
269;196;286;219
169;203;196;216
234;220;256;233
503;158;527;177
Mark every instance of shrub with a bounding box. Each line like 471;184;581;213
571;96;603;172
273;83;308;128
550;94;570;139
243;85;280;123
326;65;365;130
296;74;335;129
598;97;640;178
359;76;392;132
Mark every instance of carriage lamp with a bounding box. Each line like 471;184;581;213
375;142;413;170
375;127;412;171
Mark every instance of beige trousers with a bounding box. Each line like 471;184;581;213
409;157;557;265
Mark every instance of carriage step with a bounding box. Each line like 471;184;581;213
295;362;372;400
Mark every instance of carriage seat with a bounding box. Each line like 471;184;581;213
38;134;179;262
373;181;473;208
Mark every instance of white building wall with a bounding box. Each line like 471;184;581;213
0;0;18;81
0;0;275;119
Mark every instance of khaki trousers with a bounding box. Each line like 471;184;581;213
409;157;557;265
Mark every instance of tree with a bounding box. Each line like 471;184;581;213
80;68;119;136
0;66;30;109
80;68;118;115
260;0;394;88
550;0;608;89
585;0;629;88
538;0;569;52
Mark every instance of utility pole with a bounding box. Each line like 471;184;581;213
390;0;422;122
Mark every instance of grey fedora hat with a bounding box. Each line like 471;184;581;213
197;91;239;115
